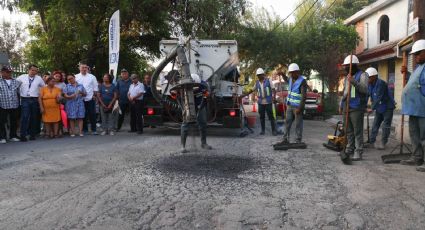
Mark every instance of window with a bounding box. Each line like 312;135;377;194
378;15;390;43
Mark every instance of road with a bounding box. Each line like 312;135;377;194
0;120;424;230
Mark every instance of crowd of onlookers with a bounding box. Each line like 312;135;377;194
0;62;153;144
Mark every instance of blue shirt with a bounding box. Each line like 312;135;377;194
368;78;395;113
116;79;131;103
99;84;117;105
402;64;425;117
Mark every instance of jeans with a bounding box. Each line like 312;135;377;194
20;97;40;138
370;109;394;145
0;108;19;139
181;106;207;146
100;108;117;131
344;110;364;155
130;100;144;132
283;106;303;142
258;103;276;133
116;102;129;130
83;100;97;132
409;116;425;161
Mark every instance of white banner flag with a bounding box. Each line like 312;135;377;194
109;10;120;82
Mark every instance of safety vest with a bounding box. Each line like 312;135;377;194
344;70;367;110
287;76;305;108
256;79;273;104
402;64;425;117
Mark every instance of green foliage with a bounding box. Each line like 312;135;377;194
325;0;377;21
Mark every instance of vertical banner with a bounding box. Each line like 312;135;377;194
109;10;120;82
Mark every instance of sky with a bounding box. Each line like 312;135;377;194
251;0;298;23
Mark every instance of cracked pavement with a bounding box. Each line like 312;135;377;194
1;120;425;229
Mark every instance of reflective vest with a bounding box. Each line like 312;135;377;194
344;70;367;110
256;79;273;104
402;64;425;117
287;76;305;108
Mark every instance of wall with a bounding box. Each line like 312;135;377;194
363;0;409;49
378;61;389;81
356;20;365;53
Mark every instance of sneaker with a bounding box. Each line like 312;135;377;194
400;158;423;166
181;147;188;153
351;152;362;161
10;137;20;142
20;137;28;142
201;143;213;150
79;133;84;137
70;134;75;137
100;131;107;136
109;131;115;136
0;139;6;144
92;131;99;135
29;136;36;141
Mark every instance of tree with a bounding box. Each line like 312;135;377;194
0;21;26;66
325;0;377;21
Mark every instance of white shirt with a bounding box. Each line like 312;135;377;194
128;82;145;100
16;74;45;97
75;73;98;101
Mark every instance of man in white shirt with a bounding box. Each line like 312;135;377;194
128;74;145;134
16;64;45;141
75;62;99;135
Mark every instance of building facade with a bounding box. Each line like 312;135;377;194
344;0;416;108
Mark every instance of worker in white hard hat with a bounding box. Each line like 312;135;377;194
180;74;212;153
243;68;277;135
279;63;307;144
365;67;395;150
339;54;369;161
399;39;425;172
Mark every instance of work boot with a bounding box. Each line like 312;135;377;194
201;143;213;150
351;152;362;161
340;151;352;165
416;165;425;172
181;147;188;153
400;158;423;166
260;131;265;135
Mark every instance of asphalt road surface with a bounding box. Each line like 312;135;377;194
1;120;424;230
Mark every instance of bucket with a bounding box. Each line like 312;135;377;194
246;116;257;128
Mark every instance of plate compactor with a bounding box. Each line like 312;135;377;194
323;121;345;152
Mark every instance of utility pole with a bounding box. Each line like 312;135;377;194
413;0;425;41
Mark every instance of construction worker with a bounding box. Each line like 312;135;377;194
366;67;395;150
281;63;307;144
339;55;368;161
400;39;425;172
180;74;212;153
253;68;277;135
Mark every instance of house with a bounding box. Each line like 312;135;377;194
344;0;416;108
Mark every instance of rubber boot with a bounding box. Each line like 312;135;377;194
260;119;265;135
271;120;277;136
181;133;188;153
201;129;212;150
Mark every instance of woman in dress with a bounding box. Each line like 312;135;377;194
63;74;86;137
39;76;62;138
53;71;66;90
97;73;118;136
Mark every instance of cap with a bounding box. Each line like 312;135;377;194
1;65;12;72
121;68;128;72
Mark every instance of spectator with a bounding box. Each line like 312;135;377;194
76;62;99;135
39;76;62;138
42;72;50;83
115;69;131;131
143;73;153;99
128;74;145;134
17;64;45;141
0;66;21;143
53;71;66;91
63;74;86;137
97;73;118;135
